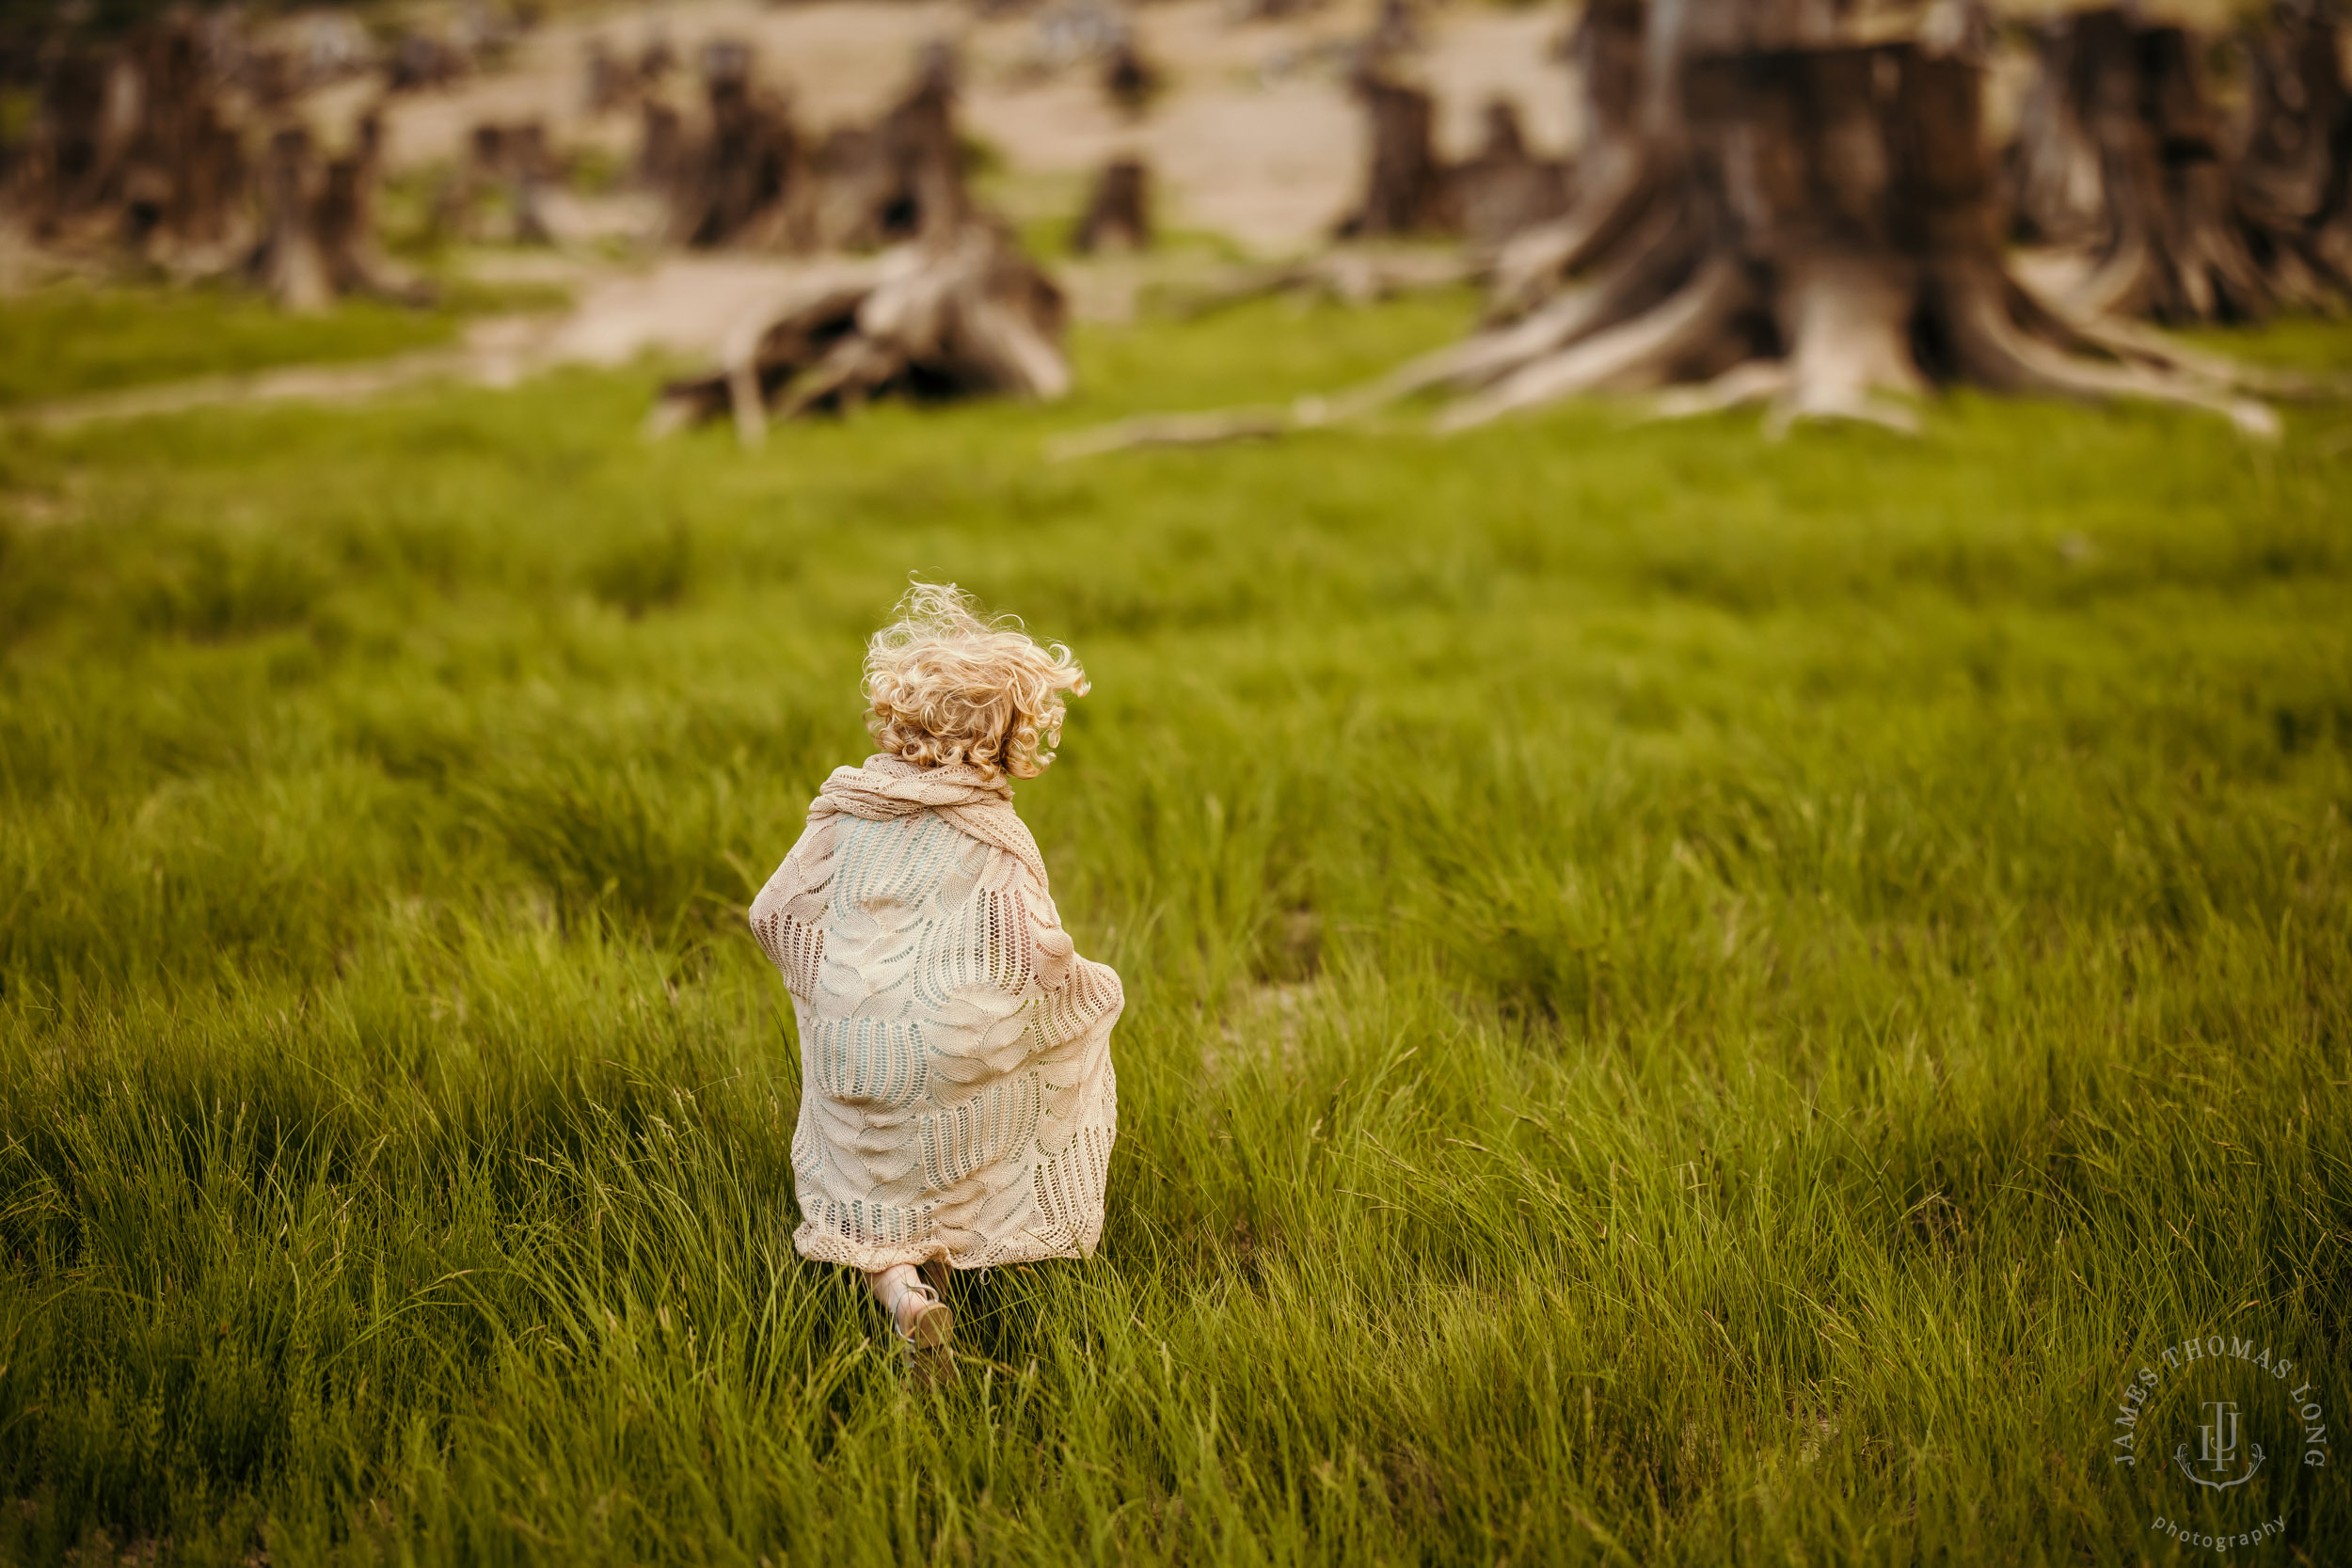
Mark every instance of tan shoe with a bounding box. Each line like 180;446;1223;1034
885;1276;955;1384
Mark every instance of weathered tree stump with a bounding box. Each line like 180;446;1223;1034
1070;0;2283;453
651;43;968;254
438;119;563;246
2;15;419;307
651;220;1070;443
252;117;429;310
2008;8;2267;324
6;19;246;262
665;40;810;249
1336;69;1452;238
249;128;332;312
1073;156;1152;253
316;114;429;300
2233;0;2352;306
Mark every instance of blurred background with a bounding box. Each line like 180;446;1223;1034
3;0;2345;430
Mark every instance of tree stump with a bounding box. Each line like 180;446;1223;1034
6;19;246;263
665;40;811;249
250;127;333;313
810;51;968;250
656;43;968;254
2008;8;2268;323
1104;38;1161;117
1072;0;2282;451
1073;156;1152;253
2233;0;2352;306
1336;69;1452;238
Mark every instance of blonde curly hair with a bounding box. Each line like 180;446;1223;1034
864;582;1089;783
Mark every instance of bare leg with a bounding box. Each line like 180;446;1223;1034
866;1263;954;1367
866;1263;926;1333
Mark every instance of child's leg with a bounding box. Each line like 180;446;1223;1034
866;1262;924;1328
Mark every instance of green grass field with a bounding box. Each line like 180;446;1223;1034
0;287;2346;1565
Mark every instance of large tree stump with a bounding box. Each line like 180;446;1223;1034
651;220;1070;444
6;18;246;263
2;15;419;307
1399;30;2273;434
1073;156;1152;253
1104;37;1161;117
2008;8;2268;324
1070;0;2282;453
315;114;429;300
2233;0;2352;306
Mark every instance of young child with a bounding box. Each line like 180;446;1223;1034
749;584;1122;1370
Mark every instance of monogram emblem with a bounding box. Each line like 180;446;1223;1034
2175;1399;2265;1491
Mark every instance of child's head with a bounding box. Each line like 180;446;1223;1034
864;582;1088;783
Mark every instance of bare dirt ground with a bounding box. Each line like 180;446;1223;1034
364;0;1577;255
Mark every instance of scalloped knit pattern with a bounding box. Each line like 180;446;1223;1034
749;755;1122;1273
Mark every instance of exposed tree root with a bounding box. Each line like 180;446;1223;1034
1055;22;2292;458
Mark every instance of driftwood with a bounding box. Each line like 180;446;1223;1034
1073;156;1152;253
1067;0;2285;456
651;221;1070;444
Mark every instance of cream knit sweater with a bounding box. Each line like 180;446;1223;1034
749;755;1122;1272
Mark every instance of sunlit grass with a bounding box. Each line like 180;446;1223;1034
0;288;2347;1564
